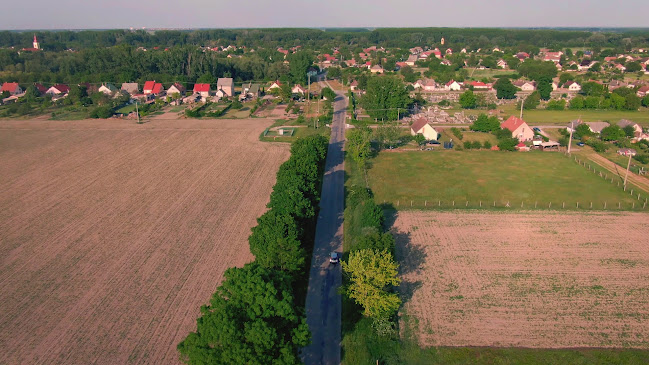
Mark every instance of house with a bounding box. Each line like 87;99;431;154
268;80;283;90
46;84;70;95
497;59;508;69
242;82;261;99
585;122;609;134
143;81;164;95
405;54;418;66
193;83;211;98
350;80;359;91
413;79;437;91
445;80;462;91
410;118;440;141
516;52;530;60
409;46;423;54
469;81;491;90
216;78;234;97
513;80;536;91
98;83;117;95
617;119;643;138
608;79;627;91
501;116;534;142
564;80;581;92
291;84;306;95
636;85;649;97
618;148;637;157
370;65;384;74
1;82;23;95
167;83;186;96
543;51;563;63
34;83;48;95
121;82;139;95
345;59;357;67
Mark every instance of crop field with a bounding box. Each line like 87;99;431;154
0;118;289;364
368;151;645;210
393;210;649;349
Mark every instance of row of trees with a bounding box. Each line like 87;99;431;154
177;135;329;364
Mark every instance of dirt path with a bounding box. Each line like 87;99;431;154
581;151;649;193
302;84;346;365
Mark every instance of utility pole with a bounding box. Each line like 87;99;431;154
567;123;573;153
624;152;632;187
135;100;140;124
519;95;524;119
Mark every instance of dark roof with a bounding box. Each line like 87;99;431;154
411;118;429;133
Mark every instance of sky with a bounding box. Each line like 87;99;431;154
1;0;648;30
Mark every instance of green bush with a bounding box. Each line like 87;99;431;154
450;127;463;140
633;154;649;164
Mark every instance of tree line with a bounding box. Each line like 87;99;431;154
177;135;329;364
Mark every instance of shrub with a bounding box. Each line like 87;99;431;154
450;127;463;140
633;154;649;164
471;141;482;149
463;141;472;149
483;141;492;149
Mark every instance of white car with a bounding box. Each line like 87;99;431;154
329;252;339;264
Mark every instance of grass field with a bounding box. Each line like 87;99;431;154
367;150;644;210
115;104;136;114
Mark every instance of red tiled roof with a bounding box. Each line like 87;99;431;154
193;83;211;93
143;81;156;92
53;84;70;93
501;116;528;133
152;83;163;94
1;82;20;93
34;83;48;94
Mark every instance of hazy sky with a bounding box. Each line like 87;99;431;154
2;0;648;30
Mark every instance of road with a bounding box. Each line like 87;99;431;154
302;84;347;365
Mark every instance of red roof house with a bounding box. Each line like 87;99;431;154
501;116;534;142
143;81;164;95
193;83;211;96
46;84;70;95
1;82;23;95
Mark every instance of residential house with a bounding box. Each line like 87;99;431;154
216;78;234;97
515;52;530;60
410;118;440;141
469;81;491;90
1;82;23;95
345;59;357;67
370;65;384;74
413;79;437;91
564;80;581;92
193;83;212;98
501;116;534;142
167;83;186;96
405;54;418;66
585;122;609;134
46;84;70;95
608;79;627;91
618;148;637;157
617;120;643;138
636;85;649;97
34;83;48;95
409;46;423;54
121;82;139;95
268;80;283;90
350;80;359;91
513;80;536;91
543;51;563;63
444;80;462;91
291;84;306;95
242;82;261;99
497;59;508;69
143;81;164;96
98;83;117;95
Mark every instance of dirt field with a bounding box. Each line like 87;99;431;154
393;210;649;349
0;118;290;364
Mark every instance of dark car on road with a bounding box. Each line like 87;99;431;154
329;252;339;264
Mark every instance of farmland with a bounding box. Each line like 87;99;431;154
367;150;645;210
393;210;649;349
0;118;290;364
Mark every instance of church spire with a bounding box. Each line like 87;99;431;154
33;34;39;50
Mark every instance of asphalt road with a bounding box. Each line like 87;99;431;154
302;86;347;365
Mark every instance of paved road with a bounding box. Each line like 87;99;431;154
302;86;347;365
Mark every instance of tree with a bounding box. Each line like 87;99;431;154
537;76;552;100
470;113;500;132
459;90;477;109
523;91;540;109
288;51;314;85
546;99;565;110
625;61;642;73
341;249;401;318
517;59;558;81
196;72;216;85
353;232;395;255
575;123;593;139
559;72;574;85
569;96;585;109
374;122;402;149
581;81;605;97
483;141;492;149
493;77;517;99
326;67;341;80
399;65;418;83
248;210;304;274
623;125;636;138
360;76;410;121
600;125;625;141
413;134;426;146
320;87;336;101
643;95;649;107
624;93;641;110
347;127;372;169
177;263;310;365
497;137;519;151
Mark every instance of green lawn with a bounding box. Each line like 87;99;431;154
115;104;136;114
260;125;330;143
367;150;644;210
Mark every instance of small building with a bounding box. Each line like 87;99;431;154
618;148;637;157
268;80;282;90
350;80;359;91
193;83;212;98
98;83;117;95
445;80;462;91
1;82;23;96
46;84;70;95
167;83;186;96
370;65;384;74
513;80;536;91
34;83;48;95
216;78;234;97
121;82;139;95
516;143;530;151
242;83;261;99
617;119;642;138
564;80;581;92
501;116;534;142
585;122;609;134
291;84;306;95
143;81;164;96
410;118;440;141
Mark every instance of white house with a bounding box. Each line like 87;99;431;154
268;80;283;90
370;65;384;74
98;83;117;95
513;80;536;91
291;84;306;95
216;78;234;97
445;80;462;91
410;118;440;141
501;116;534;142
565;81;581;92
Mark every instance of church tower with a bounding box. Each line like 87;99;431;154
441;37;445;46
33;34;40;50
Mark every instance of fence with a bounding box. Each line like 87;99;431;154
383;199;647;211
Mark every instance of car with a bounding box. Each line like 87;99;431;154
329;252;339;264
577;142;585;147
533;127;541;132
428;140;441;145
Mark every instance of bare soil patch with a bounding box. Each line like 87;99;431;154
394;210;649;349
0;118;289;364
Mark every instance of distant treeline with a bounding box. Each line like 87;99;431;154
1;27;649;51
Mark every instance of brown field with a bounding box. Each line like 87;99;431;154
394;210;649;349
0;118;290;364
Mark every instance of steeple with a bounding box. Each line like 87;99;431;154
33;34;39;50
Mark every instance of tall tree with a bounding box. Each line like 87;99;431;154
459;90;477;109
360;75;410;121
347;127;373;169
288;51;314;85
248;210;305;274
493;77;517;99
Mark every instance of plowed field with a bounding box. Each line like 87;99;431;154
0;118;290;364
394;210;649;349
